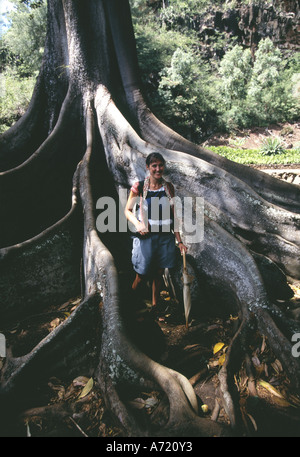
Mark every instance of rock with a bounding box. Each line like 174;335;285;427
293;175;300;185
191;1;300;58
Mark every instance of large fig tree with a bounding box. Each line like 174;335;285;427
0;0;299;437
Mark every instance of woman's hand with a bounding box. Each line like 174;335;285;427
135;221;149;236
178;242;187;254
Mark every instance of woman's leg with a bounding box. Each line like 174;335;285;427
132;273;146;293
152;268;164;307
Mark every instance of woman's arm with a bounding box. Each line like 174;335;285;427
174;230;187;254
168;183;187;254
124;190;149;236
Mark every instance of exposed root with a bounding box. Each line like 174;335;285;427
0;88;83;248
135;95;300;214
215;300;300;432
95;85;300;280
0;23;299;435
78;104;228;436
217;316;250;429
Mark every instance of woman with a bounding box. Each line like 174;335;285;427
125;152;187;312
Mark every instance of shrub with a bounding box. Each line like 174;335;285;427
217;40;300;131
259;137;285;156
0;69;36;133
210;145;300;165
157;48;218;140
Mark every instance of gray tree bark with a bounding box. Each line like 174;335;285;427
0;0;299;437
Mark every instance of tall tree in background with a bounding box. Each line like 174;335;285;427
0;0;300;436
2;0;47;76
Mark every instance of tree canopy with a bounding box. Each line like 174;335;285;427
1;0;299;139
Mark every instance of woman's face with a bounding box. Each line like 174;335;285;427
147;160;165;180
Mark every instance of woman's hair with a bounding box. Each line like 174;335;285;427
146;152;165;166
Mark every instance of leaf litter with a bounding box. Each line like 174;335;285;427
2;286;300;436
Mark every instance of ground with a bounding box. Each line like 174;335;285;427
203;122;300;153
2;278;300;437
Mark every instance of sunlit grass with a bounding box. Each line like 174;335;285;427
210;145;300;165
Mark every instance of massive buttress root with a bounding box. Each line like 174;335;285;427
0;0;300;436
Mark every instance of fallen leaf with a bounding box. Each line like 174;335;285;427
259;379;285;398
128;398;145;410
272;396;293;408
208;360;220;368
247;413;258;432
79;377;93;398
260;335;266;353
145;397;158;409
252;355;261;367
271;359;283;374
50;318;60;330
73;376;90;387
201;404;209;413
218;353;226;366
184;344;200;351
213;342;224;354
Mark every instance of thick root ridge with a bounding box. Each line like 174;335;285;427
0;91;299;437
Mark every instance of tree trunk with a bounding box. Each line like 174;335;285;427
0;0;299;437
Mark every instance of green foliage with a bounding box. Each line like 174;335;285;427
2;0;300;145
131;0;300;141
218;45;252;107
153;39;300;140
217;41;300;131
0;68;36;133
293;142;300;153
248;39;283;98
0;1;46;132
259;137;285;156
210;145;300;165
157;47;217;139
2;0;47;76
159;0;223;30
245;40;299;125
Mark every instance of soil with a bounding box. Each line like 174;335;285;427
204;121;300;166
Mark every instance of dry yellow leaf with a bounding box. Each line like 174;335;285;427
79;377;93;399
273;396;293;408
50;318;60;330
213;342;224;354
258;379;284;398
218;353;226;366
201;404;209;413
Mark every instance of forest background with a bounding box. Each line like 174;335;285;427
0;0;299;161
